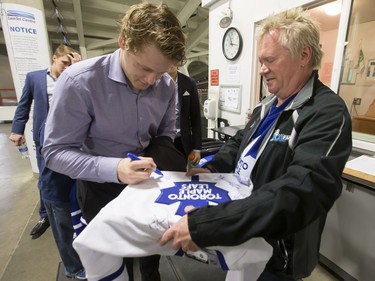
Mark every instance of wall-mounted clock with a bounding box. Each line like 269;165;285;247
222;27;243;61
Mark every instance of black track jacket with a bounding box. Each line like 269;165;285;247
188;73;352;279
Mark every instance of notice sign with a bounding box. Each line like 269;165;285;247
210;69;219;86
1;3;50;173
1;3;50;96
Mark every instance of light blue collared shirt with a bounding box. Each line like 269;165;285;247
42;49;176;183
46;67;57;105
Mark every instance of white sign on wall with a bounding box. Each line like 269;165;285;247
219;85;242;114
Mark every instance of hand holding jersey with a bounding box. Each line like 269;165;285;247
73;172;272;281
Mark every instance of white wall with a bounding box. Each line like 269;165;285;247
203;0;324;133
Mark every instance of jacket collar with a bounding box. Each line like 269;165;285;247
257;71;316;116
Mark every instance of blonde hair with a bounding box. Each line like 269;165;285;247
53;44;78;57
258;7;323;69
118;2;186;66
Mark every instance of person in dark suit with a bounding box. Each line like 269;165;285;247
9;44;81;239
168;66;202;167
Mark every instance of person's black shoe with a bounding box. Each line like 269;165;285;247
30;217;50;239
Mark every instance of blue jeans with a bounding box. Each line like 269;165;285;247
35;142;47;219
44;200;84;275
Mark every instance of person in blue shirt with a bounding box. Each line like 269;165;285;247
42;3;186;281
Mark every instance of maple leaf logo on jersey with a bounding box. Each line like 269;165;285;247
155;175;231;216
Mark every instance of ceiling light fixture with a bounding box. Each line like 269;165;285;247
219;0;233;28
324;1;341;16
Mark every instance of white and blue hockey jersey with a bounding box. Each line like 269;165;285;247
73;172;273;281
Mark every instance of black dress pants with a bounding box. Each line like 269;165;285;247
139;255;161;281
257;270;302;281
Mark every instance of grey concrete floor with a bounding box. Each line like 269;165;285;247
0;121;340;281
0;121;60;281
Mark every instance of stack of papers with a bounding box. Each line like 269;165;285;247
345;155;375;176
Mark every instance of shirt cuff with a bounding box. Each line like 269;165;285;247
98;157;122;183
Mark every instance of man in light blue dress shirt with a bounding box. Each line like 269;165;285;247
42;3;186;281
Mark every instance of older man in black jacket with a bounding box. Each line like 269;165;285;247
160;8;352;281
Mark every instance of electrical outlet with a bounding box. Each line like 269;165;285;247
353;98;361;105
